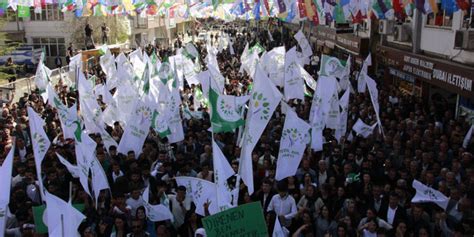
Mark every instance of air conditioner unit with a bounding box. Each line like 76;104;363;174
454;30;474;50
394;25;410;42
379;20;395;35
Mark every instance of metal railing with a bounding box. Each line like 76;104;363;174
0;65;71;103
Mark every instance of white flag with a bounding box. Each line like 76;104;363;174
463;125;473;148
272;216;289;237
57;153;81;178
284;47;305;101
78;72;103;134
100;48;116;76
175;177;219;216
275;104;310;181
294;29;313;58
113;79;139;125
0;144;15;235
94;83;114;104
261;46;285;87
44;191;86;237
365;73;383;135
99;128;118;153
309;76;338;151
240;65;282;194
300;64;317;91
335;89;350;142
166;84;184;144
242;50;260;78
411;180;449;210
90;156;110;207
142;186;174;221
117;101;152;156
339;56;352;92
357;54;371;93
212;140;235;210
28;107;51;200
352;118;377;138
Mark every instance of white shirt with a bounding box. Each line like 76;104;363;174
362;229;377;237
374;198;382;212
126;197;144;217
168;195;192;228
267;194;297;227
318;171;327;186
18;148;27;162
112;170;124;182
263;193;269;206
387;206;397;225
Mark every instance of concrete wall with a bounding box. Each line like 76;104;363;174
420;11;474;66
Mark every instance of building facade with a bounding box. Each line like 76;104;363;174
376;9;474;122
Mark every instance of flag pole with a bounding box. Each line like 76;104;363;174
68;181;73;203
61;214;65;237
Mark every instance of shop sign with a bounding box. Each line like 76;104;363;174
389;67;415;83
378;46;474;98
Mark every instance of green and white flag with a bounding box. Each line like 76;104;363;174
151;110;171;138
183;104;203;120
74;130;97;196
32;203;85;234
275;103;310;181
183;42;199;60
193;87;208;109
250;42;265;55
28;107;51;200
209;87;248;133
44;192;86;237
46;84;80;140
319;54;345;77
142;58;151;95
158;58;173;86
239;65;282;194
34;61;51;101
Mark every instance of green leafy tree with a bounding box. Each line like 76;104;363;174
64;16;131;49
0;18;20;82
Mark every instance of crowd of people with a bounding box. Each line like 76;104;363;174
1;20;473;237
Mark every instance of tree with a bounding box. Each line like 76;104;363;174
0;18;20;82
63;15;131;49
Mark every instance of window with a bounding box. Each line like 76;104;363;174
426;4;454;27
29;4;64;21
31;37;66;57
